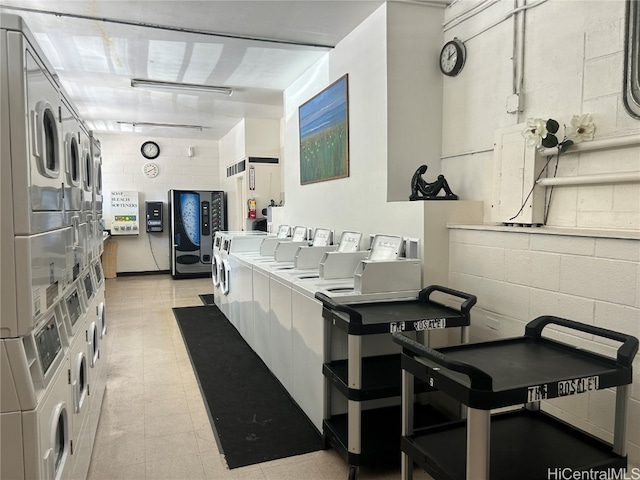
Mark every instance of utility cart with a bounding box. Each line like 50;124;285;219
316;285;477;480
393;315;638;480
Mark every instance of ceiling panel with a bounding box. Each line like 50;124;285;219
0;0;385;138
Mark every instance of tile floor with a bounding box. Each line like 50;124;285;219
87;275;433;480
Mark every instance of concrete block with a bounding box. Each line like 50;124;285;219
529;289;595;326
530;234;595;256
560;255;638;306
595;238;640;262
504;249;561;290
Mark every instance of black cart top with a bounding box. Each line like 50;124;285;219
315;285;477;335
394;316;638;409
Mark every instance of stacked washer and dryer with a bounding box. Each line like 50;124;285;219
1;15;107;480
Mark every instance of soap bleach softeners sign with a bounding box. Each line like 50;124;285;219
110;190;139;235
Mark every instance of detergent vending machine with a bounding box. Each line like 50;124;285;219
168;189;226;279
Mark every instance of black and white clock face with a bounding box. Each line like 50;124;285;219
440;39;466;77
141;141;160;159
142;162;159;178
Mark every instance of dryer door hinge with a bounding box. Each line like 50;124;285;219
87;383;91;396
67;369;71;384
70;440;74;455
58;106;62;123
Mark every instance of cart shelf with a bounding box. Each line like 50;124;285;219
316;285;477;479
317;284;476;336
324;404;452;466
393;315;639;480
323;354;435;401
403;408;626;480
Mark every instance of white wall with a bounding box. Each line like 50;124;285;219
386;3;445;201
218;118;281;231
101;133;220;273
280;3;438;241
438;0;640;466
440;0;640;227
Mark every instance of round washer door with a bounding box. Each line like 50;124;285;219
87;322;99;367
220;258;230;295
44;402;70;480
35;100;60;179
72;351;88;413
212;253;222;287
98;301;106;338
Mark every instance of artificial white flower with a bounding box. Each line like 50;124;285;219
522;118;548;147
567;113;595;143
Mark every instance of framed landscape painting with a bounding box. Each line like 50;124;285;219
299;75;349;185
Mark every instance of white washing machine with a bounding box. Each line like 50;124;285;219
1;14;65;237
89;260;107;419
61;287;92;480
211;231;225;294
222;233;272;338
216;231;275;320
1;300;74;480
60;94;82;225
287;235;422;429
5;226;75;338
91;134;103;230
79;124;94;225
212;231;256;309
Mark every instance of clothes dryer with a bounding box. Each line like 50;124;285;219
79;125;94;225
64;301;90;475
1;300;73;480
1;14;65;236
5;226;75;338
91;134;103;223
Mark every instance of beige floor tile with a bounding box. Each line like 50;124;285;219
145;412;194;437
96;275;432;480
144;431;200;463
144;395;190;418
260;455;329;480
145;454;207;480
87;461;146;480
89;431;146;471
194;423;218;453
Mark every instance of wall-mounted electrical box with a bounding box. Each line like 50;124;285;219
146;201;163;232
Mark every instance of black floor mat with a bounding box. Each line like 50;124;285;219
198;294;215;305
173;305;324;468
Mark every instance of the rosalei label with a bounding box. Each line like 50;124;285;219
413;318;446;331
527;384;548;402
557;375;599;397
527;375;600;402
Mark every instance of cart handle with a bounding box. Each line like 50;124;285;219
392;333;493;391
315;285;477;324
418;285;477;318
525;316;639;368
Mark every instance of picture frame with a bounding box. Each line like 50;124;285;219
298;74;349;185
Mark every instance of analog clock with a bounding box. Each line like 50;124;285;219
440;38;466;77
142;162;160;178
141;140;160;159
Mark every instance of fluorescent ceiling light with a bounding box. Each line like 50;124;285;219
117;121;204;131
130;78;233;96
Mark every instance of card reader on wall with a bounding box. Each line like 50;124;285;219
146;201;163;232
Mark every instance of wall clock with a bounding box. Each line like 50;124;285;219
440;38;466;77
142;161;160;178
141;140;160;159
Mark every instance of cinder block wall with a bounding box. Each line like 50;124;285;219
449;226;640;465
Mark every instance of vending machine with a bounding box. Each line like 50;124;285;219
168;189;226;279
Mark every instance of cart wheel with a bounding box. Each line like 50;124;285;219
348;465;358;480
